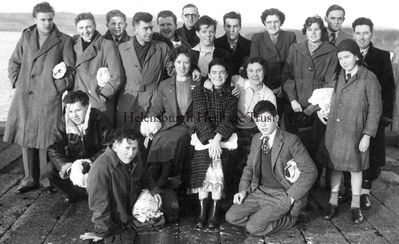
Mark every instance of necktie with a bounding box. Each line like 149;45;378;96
330;32;336;45
346;73;351;82
261;136;271;153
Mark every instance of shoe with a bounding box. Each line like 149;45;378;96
42;186;57;194
351;208;364;224
195;199;208;229
16;184;39;194
63;193;85;204
360;194;371;210
324;204;338;220
338;190;351;203
207;200;220;229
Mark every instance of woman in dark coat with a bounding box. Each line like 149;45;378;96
323;40;382;224
283;16;337;159
189;59;237;229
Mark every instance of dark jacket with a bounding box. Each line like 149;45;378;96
176;25;200;48
48;108;112;171
283;41;337;107
4;25;75;149
215;34;251;75
103;30;131;46
364;43;395;120
239;129;317;216
152;32;191;49
73;31;124;124
250;30;296;90
87;147;146;232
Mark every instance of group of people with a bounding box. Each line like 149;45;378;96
4;1;395;241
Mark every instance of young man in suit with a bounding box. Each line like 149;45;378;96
352;17;395;209
215;11;251;76
226;100;317;236
324;4;351;46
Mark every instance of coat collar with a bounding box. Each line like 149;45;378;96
26;24;62;60
74;31;103;67
340;65;367;88
297;40;336;59
119;38;159;72
261;30;287;53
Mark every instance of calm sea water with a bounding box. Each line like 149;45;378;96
0;31;20;122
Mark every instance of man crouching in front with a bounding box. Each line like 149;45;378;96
84;128;163;241
225;100;317;236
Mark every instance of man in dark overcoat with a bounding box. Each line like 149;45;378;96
352;17;395;209
4;2;75;194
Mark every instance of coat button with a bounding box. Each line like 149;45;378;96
29;90;33;95
308;66;314;72
336;118;341;122
31;74;35;79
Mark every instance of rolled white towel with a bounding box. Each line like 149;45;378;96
96;67;110;87
69;159;92;188
284;159;301;183
140;118;162;148
53;62;67;79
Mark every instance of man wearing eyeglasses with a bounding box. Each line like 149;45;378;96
176;4;200;47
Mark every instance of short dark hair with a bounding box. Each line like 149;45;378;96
157;10;177;25
325;4;345;17
75;12;96;26
112;127;141;144
223;11;241;26
63;90;89;106
172;45;194;69
352;17;374;32
32;2;54;18
260;8;285;25
132;12;153;26
302;16;326;35
106;9;127;23
208;58;228;75
195;15;217;32
182;3;198;13
241;57;267;79
253;100;277;118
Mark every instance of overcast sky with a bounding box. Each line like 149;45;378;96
2;0;397;29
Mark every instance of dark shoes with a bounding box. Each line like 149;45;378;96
16;184;39;194
351;208;364;224
324;204;339;220
360;194;371;210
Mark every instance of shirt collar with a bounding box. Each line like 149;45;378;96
192;44;215;53
243;79;266;93
260;128;277;148
346;65;359;77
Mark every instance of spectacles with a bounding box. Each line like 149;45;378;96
184;14;198;19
